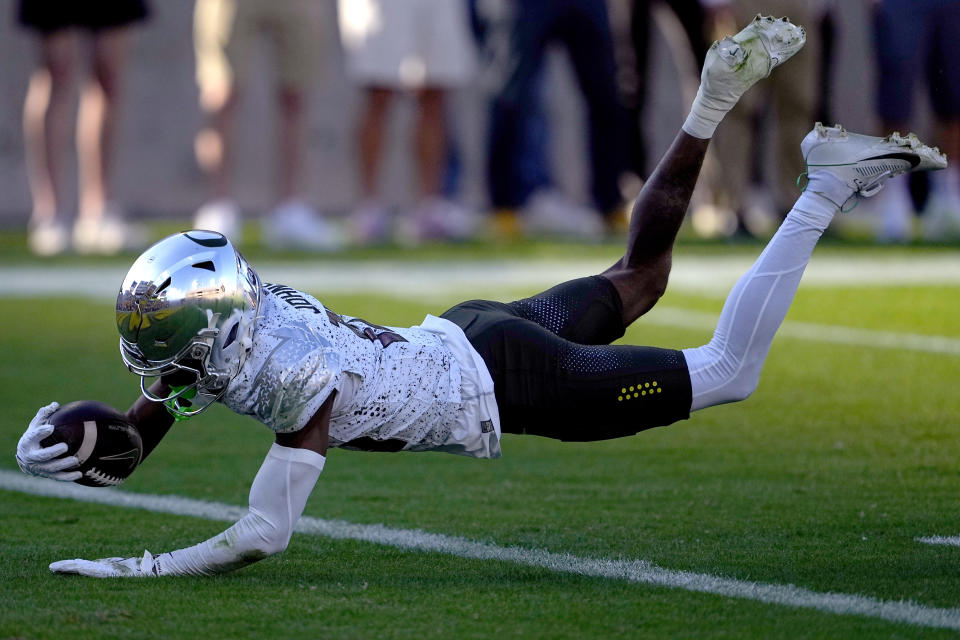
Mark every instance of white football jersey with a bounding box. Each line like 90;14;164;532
221;284;501;458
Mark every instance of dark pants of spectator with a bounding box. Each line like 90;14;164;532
874;0;960;123
487;0;626;213
626;0;707;178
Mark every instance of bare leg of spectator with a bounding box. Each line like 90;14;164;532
404;87;478;243
193;80;242;240
77;27;130;223
414;88;445;198
262;83;344;251
357;87;393;199
73;26;145;254
346;87;395;245
23;30;76;255
196;86;238;205
276;87;305;203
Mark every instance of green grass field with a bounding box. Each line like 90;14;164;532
2;237;959;639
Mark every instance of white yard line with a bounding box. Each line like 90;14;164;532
918;536;960;547
645;307;960;356
3;470;960;631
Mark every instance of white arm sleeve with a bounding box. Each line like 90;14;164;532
150;443;325;576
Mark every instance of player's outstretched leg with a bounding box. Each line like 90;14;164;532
605;15;807;326
682;124;947;411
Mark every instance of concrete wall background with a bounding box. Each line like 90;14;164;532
0;1;896;227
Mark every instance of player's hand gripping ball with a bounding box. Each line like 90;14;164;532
40;401;143;487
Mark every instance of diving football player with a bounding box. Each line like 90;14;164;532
17;16;947;577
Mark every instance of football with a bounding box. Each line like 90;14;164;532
40;401;143;487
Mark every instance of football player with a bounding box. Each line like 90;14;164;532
16;16;947;577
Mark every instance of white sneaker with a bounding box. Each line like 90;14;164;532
27;218;69;256
801;123;948;198
73;209;148;255
921;191;960;241
194;198;242;241
740;186;779;237
872;176;914;243
348;199;393;246
691;202;738;238
399;196;482;245
522;190;605;240
263;199;345;251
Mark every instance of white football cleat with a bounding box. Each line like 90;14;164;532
702;15;806;102
801;123;948;197
685;15;806;138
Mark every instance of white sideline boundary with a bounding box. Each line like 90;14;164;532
918;536;960;547
3;254;960;300
3;260;960;357
4;470;960;631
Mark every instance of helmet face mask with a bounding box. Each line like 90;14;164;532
117;231;261;419
120;327;222;419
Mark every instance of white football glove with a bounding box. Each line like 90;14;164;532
16;402;82;482
50;550;158;578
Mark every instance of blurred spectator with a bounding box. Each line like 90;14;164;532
19;0;149;256
871;0;960;242
471;0;550;237
481;0;627;239
616;0;710;180
192;0;342;250
694;0;822;238
337;0;480;245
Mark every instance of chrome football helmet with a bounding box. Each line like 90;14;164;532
117;230;261;419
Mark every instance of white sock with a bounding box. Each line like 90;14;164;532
682;182;848;411
682;81;735;140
